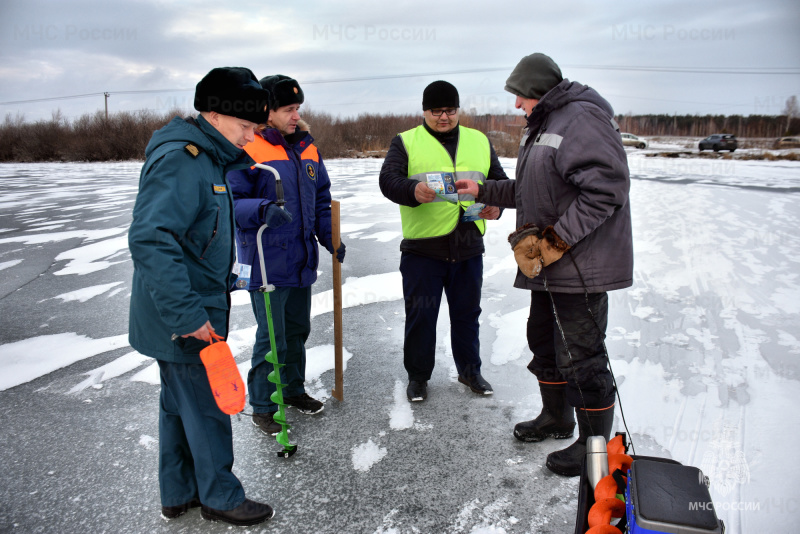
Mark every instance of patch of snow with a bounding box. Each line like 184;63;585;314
53;282;123;303
488;308;529;365
138;435;157;450
311;272;404;317
70;351;149;392
389;380;414;430
0;259;22;271
129;361;160;385
0;333;129;391
352;438;387;472
54;235;130;275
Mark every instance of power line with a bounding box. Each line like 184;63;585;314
0;92;107;105
1;64;797;107
302;65;800;84
568;65;800;75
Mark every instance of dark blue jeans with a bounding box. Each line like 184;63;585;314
248;286;311;413
158;360;245;510
526;290;616;409
400;252;483;381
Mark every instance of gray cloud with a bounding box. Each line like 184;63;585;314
1;0;798;121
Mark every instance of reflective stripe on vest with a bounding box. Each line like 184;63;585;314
398;125;490;239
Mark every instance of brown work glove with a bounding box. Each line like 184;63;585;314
508;224;543;278
539;225;570;266
508;224;571;278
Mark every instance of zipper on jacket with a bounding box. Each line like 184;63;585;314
199;207;221;259
289;141;310;280
534;115;550;145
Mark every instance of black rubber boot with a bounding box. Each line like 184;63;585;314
545;404;614;477
513;382;575;442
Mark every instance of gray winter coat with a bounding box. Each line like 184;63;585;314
482;79;633;293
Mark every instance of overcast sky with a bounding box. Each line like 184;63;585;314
1;0;798;123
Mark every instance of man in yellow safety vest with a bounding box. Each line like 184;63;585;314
379;80;510;402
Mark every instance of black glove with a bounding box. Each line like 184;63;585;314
335;241;346;263
262;204;292;229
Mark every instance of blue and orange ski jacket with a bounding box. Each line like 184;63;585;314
227;125;333;290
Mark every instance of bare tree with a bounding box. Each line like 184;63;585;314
783;95;799;135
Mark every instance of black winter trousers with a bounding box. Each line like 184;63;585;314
400;252;483;381
526;290;616;409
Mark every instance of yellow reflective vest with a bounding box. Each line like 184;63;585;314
398;125;490;239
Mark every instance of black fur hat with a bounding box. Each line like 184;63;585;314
259;75;304;110
422;80;459;111
194;67;271;124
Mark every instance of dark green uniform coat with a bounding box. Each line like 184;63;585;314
128;115;254;362
128;114;257;511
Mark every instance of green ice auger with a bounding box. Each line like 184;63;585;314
254;163;296;458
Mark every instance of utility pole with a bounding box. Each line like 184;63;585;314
104;92;110;120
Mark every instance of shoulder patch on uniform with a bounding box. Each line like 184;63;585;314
184;144;200;157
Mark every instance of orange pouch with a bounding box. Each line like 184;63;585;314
199;333;245;415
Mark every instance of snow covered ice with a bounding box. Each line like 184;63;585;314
0;147;799;532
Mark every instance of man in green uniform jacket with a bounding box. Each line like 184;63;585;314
128;67;274;527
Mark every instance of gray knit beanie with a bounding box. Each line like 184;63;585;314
504;53;563;99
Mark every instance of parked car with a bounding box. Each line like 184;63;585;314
698;134;737;152
774;137;800;149
620;133;648;149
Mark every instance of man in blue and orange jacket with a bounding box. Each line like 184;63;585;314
227;75;345;436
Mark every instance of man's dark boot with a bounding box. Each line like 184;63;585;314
201;498;275;526
545;404;614;477
407;380;427;402
513;382;575;442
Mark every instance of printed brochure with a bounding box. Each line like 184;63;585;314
461;203;485;222
425;172;458;203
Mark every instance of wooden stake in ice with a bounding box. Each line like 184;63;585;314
331;199;344;401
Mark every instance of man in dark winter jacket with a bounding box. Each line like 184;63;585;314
227;75;345;436
456;54;633;477
128;67;275;526
379;80;509;402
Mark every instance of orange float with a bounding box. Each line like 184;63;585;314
586;525;622;534
199;333;245;415
607;434;626;455
595;474;626;501
588;497;626;528
608;453;633;474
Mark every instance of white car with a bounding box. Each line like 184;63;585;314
620;133;648;149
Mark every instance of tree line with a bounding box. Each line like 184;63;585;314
0;108;796;163
615;113;796;139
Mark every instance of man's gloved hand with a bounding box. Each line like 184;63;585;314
262;203;292;229
508;224;543;278
335;241;346;263
514;234;543;278
539;225;570;266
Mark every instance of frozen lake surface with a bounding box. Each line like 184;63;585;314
0;149;799;533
